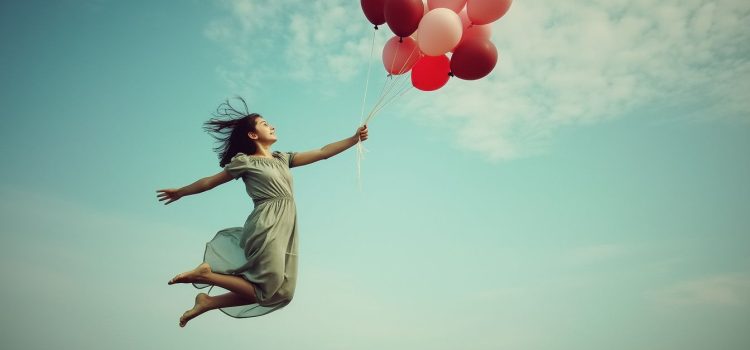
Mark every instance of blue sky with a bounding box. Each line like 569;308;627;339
1;0;748;349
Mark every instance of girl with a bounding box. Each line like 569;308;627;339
156;98;368;327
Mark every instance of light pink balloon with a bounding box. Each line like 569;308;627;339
467;0;512;25
417;8;463;56
458;23;491;46
452;7;491;52
427;0;466;13
382;36;421;75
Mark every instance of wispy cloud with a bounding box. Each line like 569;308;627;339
405;0;750;160
206;0;750;160
205;0;374;94
647;273;750;306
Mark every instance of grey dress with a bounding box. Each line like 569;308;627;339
192;150;299;318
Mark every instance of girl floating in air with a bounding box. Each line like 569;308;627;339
156;98;368;327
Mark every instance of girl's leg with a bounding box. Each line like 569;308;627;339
169;262;258;301
201;272;258;301
180;292;255;327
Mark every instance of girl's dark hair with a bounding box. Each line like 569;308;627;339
203;97;263;167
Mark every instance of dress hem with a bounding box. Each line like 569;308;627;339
191;236;289;319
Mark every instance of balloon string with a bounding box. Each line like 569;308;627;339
369;82;413;122
370;42;418;120
364;66;410;125
370;68;415;122
367;49;401;122
366;39;400;123
356;28;377;191
360;29;376;125
365;75;395;124
356;73;403;189
368;43;418;118
388;40;399;76
357;37;419;189
381;43;418;101
380;80;413;115
397;43;420;76
368;77;406;122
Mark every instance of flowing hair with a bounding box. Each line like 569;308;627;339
203;97;263;167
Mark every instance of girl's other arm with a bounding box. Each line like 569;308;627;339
156;170;234;205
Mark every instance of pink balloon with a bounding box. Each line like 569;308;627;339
467;0;512;25
411;55;451;91
458;8;470;28
452;7;490;52
454;23;491;50
382;36;421;75
427;0;466;13
417;8;463;56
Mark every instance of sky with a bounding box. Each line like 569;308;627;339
0;0;748;349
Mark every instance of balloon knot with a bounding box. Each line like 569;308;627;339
399;37;403;43
374;25;379;30
448;72;455;77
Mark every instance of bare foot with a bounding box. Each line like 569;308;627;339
168;262;212;285
179;293;210;327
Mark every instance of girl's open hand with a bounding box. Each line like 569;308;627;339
156;188;182;205
355;125;369;141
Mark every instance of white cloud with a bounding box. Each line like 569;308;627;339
206;0;375;91
647;273;750;306
404;0;750;160
206;0;750;160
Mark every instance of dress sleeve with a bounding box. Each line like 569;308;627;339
224;153;249;180
287;151;297;168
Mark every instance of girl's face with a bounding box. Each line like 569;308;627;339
249;117;276;143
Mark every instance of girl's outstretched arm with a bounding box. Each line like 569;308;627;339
156;170;233;205
291;125;369;168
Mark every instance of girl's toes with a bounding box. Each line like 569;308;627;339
179;312;192;327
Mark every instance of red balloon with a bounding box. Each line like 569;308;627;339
411;55;451;91
361;0;386;26
384;0;424;37
450;38;497;80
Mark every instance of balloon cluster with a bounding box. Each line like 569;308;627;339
361;0;512;91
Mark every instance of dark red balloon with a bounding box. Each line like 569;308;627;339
450;38;498;80
384;0;424;37
411;55;451;91
361;0;386;26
